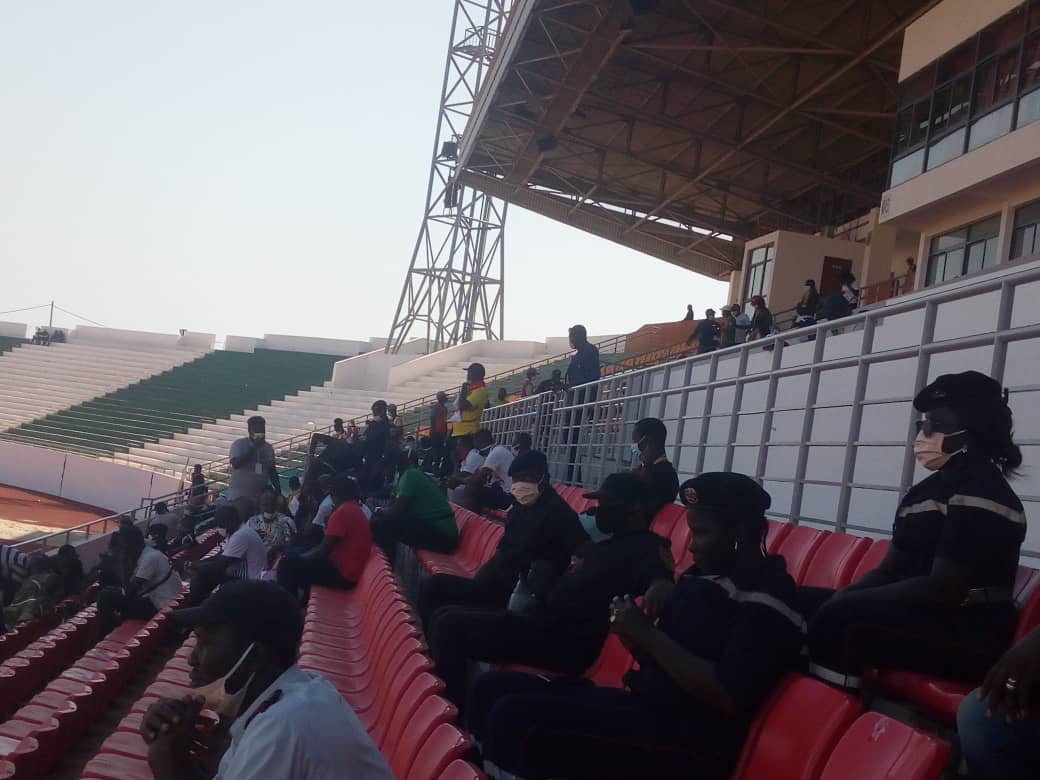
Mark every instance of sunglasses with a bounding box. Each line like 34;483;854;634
915;419;966;437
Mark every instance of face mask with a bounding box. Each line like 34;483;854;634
251;433;265;441
913;430;965;470
579;512;614;543
511;481;541;506
192;642;256;719
262;511;276;521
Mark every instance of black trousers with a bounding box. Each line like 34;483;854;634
807;590;1018;684
371;513;457;565
277;555;353;601
468;670;736;780
97;587;158;637
417;573;512;630
427;606;598;708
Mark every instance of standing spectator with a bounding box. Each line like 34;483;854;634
331;418;349;440
228;416;279;521
733;303;753;343
520;367;538;397
750;295;773;339
149;501;179;537
278;475;372;600
185;506;267;607
371;459;458;562
566;325;600;389
719;306;737;349
246;489;296;557
682;304;694;321
142;581;394;780
798;279;820;317
387;404;404;447
418;450;582;627
189;465;207;512
451;363;490;440
428;391;451;477
536;369;564;394
453;428;515;513
631;417;680;518
495;387;509;406
97;526;180;637
840;270;859;308
361;400;392;490
55;544;84;598
686;309;721;354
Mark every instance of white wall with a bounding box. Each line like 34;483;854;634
0;322;28;339
260;334;372;356
900;0;1021;81
330;350;414;390
386;339;545;388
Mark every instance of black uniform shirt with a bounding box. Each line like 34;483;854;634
892;451;1025;589
625;555;804;724
545;529;674;650
474;487;582;596
634;457;680;518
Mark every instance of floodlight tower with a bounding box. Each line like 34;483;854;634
385;0;509;354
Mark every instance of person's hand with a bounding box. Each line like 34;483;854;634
141;695;202;744
609;595;653;645
641;579;674;621
979;629;1040;721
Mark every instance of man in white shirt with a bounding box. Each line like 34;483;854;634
142;580;393;780
453;428;516;513
97;525;181;636
185;506;267;607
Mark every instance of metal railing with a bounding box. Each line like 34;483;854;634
482;257;1040;559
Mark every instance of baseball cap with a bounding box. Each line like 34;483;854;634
509;449;548;477
679;473;771;517
172;580;303;661
466;362;486;379
583;472;648;505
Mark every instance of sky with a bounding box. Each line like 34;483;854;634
0;1;728;344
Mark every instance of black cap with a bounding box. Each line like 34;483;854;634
172;580;303;662
913;371;1004;414
466;362;486;379
679;473;771;517
583;472;648;505
509;449;547;477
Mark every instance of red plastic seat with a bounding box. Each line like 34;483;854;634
731;675;860;780
388;694;459;778
436;760;487;780
765;520;793;554
80;751;152;780
801;533;872;589
405;722;472;780
819;713;950;780
850;539;890;582
585;632;635;688
775;526;828;583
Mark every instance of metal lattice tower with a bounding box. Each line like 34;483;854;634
386;0;509;354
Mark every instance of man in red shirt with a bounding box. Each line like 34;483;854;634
277;474;372;600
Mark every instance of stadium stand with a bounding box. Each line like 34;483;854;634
0;349;340;458
0;342;207;434
0;337;26;357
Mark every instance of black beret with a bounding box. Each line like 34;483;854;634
679;472;771;517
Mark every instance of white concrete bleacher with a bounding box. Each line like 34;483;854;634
0;327;211;432
120;340;557;473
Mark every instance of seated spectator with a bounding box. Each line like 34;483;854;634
840;270;859;308
185;506;267;607
171;513;199;552
512;432;532;457
805;371;1025;688
371;456;458;564
332;417;349;440
142;580;393;780
98;526;181;636
149;500;179;536
536;369;564;394
448;434;483;489
418;450;581;627
0;543;29;630
451;428;513;513
686;308;721;354
958;623;1040;779
520;367;538;397
468;473;803;780
51;328;65;343
286;475;303;519
147;524;170;554
246;489;296;557
55;544;84;598
278;475;372;600
388;403;404;445
631;417;680;518
817;290;851;322
427;472;673;705
3;554;63;626
495;387;509;406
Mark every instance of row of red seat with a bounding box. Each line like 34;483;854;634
299;551;483;780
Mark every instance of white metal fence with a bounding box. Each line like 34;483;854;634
482;258;1040;560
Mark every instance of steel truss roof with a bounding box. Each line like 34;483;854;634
458;0;940;278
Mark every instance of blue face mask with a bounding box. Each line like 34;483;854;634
579;513;613;543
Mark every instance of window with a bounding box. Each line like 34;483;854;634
1011;199;1040;258
926;216;1000;286
745;244;774;302
889;2;1040;185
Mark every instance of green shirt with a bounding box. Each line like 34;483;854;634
395;467;458;539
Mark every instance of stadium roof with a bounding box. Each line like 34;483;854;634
457;0;940;278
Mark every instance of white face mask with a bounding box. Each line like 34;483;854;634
913;430;965;470
192;641;256;719
511;481;541;506
262;511;276;521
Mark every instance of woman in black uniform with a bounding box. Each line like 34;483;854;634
807;370;1025;687
465;473;804;780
